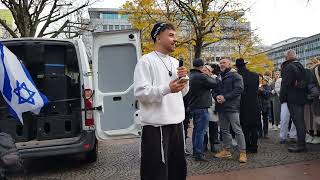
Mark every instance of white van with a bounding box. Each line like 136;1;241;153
0;29;141;162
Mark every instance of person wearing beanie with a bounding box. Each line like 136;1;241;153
235;58;260;153
188;58;218;161
134;22;189;180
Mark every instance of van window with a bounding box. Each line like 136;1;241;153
97;44;137;92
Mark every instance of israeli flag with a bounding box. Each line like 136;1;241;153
0;42;48;124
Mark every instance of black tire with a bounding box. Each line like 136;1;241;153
84;139;98;163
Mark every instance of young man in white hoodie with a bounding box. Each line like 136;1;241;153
134;22;189;180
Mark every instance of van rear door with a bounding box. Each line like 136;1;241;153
92;30;141;140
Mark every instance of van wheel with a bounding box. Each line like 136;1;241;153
84;140;98;163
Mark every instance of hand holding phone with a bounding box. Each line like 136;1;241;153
177;76;189;84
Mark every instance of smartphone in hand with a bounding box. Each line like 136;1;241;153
177;76;189;84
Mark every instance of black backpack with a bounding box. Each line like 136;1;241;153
292;62;320;100
0;132;22;171
291;62;308;89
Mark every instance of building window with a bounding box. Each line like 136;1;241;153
101;13;118;20
115;25;120;30
103;25;108;30
126;25;132;29
120;25;126;30
109;25;114;30
120;14;129;20
90;12;100;19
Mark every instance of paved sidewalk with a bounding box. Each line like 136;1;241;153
9;130;320;179
188;159;320;180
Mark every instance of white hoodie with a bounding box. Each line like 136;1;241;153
133;51;189;126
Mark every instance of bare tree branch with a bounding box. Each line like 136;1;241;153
0;18;18;38
50;20;70;38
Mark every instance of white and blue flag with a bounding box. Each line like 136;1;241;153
0;42;48;124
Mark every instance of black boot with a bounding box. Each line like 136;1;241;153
194;154;209;162
210;144;218;153
288;144;307;153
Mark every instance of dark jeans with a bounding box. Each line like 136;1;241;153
141;124;187;180
191;108;209;157
287;103;306;146
203;121;219;151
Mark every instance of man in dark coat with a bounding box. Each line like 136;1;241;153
189;59;218;161
280;49;307;152
235;58;260;153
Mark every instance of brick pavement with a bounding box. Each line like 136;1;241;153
8;130;320;180
188;159;320;180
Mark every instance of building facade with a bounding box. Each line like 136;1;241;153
202;17;251;63
82;8;132;58
263;33;320;69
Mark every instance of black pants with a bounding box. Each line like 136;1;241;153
262;109;269;136
257;111;263;138
242;125;258;151
141;124;187;180
204;121;219;151
287;103;306;146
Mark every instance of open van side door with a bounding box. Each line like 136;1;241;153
92;30;141;140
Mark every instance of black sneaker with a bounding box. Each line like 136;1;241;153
279;139;286;144
288;144;307;153
194;155;209;162
246;148;258;153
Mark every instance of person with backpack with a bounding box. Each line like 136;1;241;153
280;49;307;153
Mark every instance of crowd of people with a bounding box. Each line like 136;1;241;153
133;22;320;180
183;50;320;163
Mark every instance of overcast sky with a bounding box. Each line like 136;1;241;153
91;0;319;46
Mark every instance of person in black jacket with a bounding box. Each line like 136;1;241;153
235;58;260;153
258;76;272;138
280;49;307;152
213;58;247;163
189;59;218;161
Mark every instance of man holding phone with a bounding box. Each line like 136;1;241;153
188;58;218;161
134;22;189;180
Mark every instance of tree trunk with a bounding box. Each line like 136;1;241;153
194;39;203;59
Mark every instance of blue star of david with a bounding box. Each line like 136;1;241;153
13;80;36;105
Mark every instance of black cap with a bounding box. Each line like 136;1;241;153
235;58;248;67
193;58;204;67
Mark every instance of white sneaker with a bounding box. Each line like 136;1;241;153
306;134;314;143
311;137;320;144
231;139;238;146
271;125;278;131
